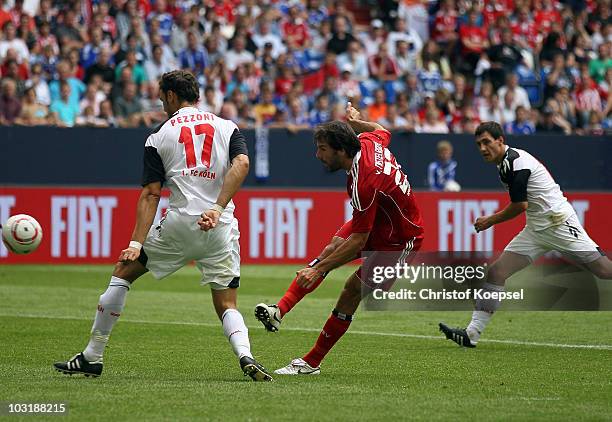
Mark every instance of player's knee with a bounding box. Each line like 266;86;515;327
486;264;509;284
344;278;362;297
112;261;140;283
592;266;612;280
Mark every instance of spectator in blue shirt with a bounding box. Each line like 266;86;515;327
49;81;79;127
147;0;174;43
179;31;209;76
505;105;536;135
428;140;459;191
48;61;85;109
309;94;330;127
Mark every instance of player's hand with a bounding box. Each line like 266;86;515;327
346;101;361;121
474;216;494;232
119;246;141;263
198;209;221;231
295;267;324;289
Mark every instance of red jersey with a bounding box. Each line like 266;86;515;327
346;130;424;249
459;25;487;54
534;8;561;34
281;20;309;48
433;10;458;43
511;20;540;48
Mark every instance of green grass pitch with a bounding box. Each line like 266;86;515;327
1;265;611;421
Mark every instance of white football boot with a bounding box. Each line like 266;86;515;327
274;358;320;375
254;303;282;332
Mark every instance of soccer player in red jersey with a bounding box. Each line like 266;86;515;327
255;103;424;375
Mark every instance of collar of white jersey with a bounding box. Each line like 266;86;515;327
496;145;510;169
171;106;200;117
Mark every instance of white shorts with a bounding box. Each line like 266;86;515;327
505;213;603;264
142;210;240;289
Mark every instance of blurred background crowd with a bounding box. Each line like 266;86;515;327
0;0;610;134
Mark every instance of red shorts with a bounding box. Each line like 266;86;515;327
334;219;423;288
334;219;423;253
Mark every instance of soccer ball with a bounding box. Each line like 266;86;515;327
1;214;43;255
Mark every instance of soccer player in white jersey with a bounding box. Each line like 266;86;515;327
440;121;612;347
54;70;272;381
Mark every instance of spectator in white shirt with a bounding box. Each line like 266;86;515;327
358;19;386;57
252;18;286;59
416;108;449;133
0;21;29;63
225;36;255;72
336;40;369;81
500;90;517;124
144;44;174;83
386;18;423;58
497;73;531;110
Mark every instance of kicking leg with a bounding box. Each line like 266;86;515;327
583;255;612;280
275;271;363;375
440;251;531;347
54;259;147;377
212;287;272;381
255;235;349;332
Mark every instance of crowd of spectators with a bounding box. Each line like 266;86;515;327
0;0;610;135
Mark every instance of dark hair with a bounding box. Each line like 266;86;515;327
314;121;360;158
475;121;505;140
159;70;199;103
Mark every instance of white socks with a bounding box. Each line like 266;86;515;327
83;276;130;362
222;309;253;360
466;282;505;344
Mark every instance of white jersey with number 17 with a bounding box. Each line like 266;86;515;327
143;106;242;223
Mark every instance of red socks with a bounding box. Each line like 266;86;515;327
277;258;326;316
303;310;352;368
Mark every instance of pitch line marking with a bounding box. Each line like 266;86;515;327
1;312;612;351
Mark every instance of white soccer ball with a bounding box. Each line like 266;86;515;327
443;180;462;192
1;214;43;255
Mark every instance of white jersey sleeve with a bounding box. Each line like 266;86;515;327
142;106;246;221
498;146;574;231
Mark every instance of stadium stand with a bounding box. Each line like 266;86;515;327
0;0;610;134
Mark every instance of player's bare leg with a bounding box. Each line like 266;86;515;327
54;259;147;377
255;236;348;332
440;251;531;347
583;255;612;280
212;287;272;381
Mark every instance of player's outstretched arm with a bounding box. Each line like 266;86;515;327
345;102;387;133
198;154;249;231
120;182;162;262
474;201;528;232
296;232;369;288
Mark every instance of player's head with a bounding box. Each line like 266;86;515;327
313;121;360;172
158;70;200;116
475;121;506;163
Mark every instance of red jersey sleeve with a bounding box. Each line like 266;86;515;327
351;198;378;233
358;129;392;147
348;151;379;233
